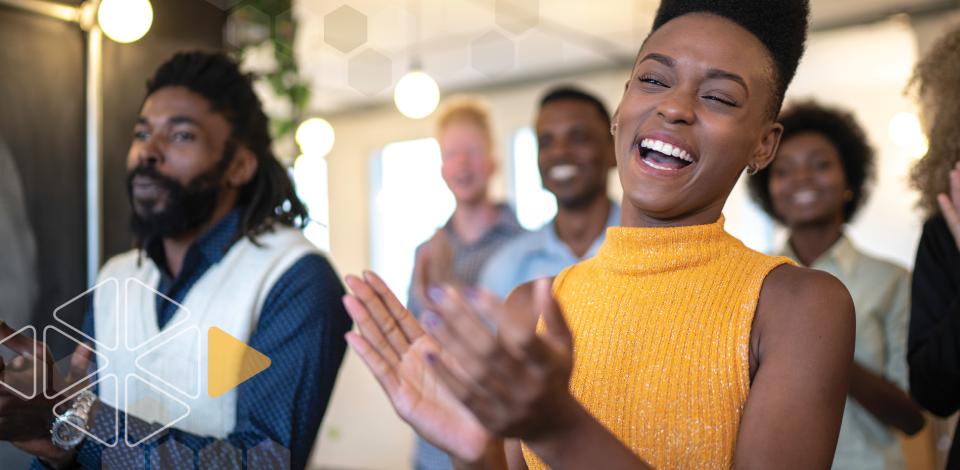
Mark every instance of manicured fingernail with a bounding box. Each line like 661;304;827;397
427;286;446;303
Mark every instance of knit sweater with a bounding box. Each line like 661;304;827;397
523;217;793;469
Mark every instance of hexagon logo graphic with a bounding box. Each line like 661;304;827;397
324;5;368;53
3;274;273;449
347;49;393;96
471;30;516;77
9;277;203;447
495;0;539;35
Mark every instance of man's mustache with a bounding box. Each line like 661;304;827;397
126;165;184;195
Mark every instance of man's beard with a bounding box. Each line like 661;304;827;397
127;161;228;242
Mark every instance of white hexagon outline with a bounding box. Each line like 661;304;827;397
124;374;192;447
346;48;394;96
323;4;369;54
148;435;196;468
246;439;291;468
0;325;37;400
198;440;244;468
44;276;205;447
470;30;516;77
133;325;202;399
53;374;120;448
494;0;540;35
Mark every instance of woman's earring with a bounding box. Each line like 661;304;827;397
610;123;618;135
746;165;759;176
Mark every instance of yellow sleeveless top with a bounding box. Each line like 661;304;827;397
522;217;793;469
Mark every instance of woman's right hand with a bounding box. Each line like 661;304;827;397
342;271;492;463
938;161;960;251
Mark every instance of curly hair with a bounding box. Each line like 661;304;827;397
748;100;876;223
909;26;960;218
650;0;809;118
145;51;308;244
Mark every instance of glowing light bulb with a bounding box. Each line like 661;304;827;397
295;118;336;158
394;70;440;119
97;0;153;44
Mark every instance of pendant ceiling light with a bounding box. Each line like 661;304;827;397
96;0;153;44
296;117;336;158
393;0;439;119
395;68;439;120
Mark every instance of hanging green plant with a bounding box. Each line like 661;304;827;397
226;0;311;165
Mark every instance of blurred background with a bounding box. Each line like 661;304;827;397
1;0;959;468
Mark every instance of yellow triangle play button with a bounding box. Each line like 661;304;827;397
207;327;272;398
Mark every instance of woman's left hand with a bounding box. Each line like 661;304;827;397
341;273;492;463
424;278;579;442
937;161;960;251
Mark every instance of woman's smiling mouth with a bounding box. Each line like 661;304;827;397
634;135;698;175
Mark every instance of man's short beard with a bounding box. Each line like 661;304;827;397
553;183;606;211
127;150;234;244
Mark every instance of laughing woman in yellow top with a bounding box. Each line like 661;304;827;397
341;0;855;469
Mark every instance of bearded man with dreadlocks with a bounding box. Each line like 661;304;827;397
0;51;352;470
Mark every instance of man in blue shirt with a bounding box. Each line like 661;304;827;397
0;52;350;470
479;87;620;299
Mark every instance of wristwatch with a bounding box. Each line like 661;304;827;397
50;390;97;450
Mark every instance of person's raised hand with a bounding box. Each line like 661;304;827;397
937;161;960;251
423;278;578;442
0;322;93;466
341;271;491;462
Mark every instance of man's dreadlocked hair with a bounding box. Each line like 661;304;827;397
145;51;308;242
649;0;810;118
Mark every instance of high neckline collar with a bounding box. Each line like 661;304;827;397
596;216;739;274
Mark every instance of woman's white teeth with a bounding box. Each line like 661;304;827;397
641;157;677;171
640;138;693;162
548;164;578;182
793;190;817;205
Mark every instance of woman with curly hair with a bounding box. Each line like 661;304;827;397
748;100;924;469
906;26;960;469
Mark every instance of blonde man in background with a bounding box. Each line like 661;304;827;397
406;96;524;470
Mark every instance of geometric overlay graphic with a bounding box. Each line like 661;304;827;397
0;325;38;400
207;326;271;398
0;277;271;448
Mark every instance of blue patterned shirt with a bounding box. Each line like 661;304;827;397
33;208;351;470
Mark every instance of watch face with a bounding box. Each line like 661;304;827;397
53;415;86;447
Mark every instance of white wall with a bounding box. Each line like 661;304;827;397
780;18;923;268
309;19;934;469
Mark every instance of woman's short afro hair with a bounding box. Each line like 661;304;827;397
651;0;810;116
748;100;877;224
